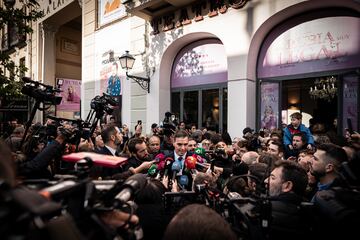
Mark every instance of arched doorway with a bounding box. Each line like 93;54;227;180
254;6;360;134
170;38;228;132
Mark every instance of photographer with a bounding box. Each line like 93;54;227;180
1;139;140;240
264;160;310;240
17;124;75;179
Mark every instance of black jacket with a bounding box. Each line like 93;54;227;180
18;141;64;179
269;192;310;240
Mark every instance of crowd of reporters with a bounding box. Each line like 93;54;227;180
1;112;360;240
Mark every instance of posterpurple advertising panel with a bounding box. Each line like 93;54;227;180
56;78;81;111
260;82;279;130
342;75;358;133
171;39;227;88
258;17;360;78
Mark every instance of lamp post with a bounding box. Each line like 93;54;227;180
119;51;150;93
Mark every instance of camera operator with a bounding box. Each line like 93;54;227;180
264;160;311;240
17;124;75;179
0;140;140;240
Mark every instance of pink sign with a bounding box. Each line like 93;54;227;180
56;78;81;111
171;39;227;88
342;75;358;132
258;17;360;78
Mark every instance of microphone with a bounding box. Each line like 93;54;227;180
193;153;206;163
185;156;197;170
148;164;158;176
185;155;208;172
194;147;206;157
179;175;189;188
154;153;165;163
157;160;166;171
171;161;182;182
114;174;147;203
163;157;174;177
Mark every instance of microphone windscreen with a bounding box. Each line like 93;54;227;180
172;161;182;171
185;156;197;169
194;147;206;157
154;153;165;162
157;160;165;170
179;175;189;186
148;164;158;176
165;157;174;163
193;154;205;163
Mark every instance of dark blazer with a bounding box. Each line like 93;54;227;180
90;146;122;178
96;146;115;156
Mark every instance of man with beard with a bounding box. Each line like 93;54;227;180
96;125;123;156
91;125;123;178
284;132;307;160
123;138;153;173
310;143;359;238
264;160;310;240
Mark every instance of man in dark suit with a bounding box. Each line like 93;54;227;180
96;125;123;156
91;125;123;178
123;138;153;173
166;130;193;190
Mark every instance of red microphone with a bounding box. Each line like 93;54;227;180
185;156;197;170
154;153;165;163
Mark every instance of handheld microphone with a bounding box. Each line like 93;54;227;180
193;154;206;163
154;153;165;163
114;174;147;203
194;147;206;157
163;157;174;177
171;161;182;181
157;160;165;171
148;164;158;176
179;175;189;187
185;156;197;170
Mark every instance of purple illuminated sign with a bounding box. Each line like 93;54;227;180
258;16;360;78
171;39;227;88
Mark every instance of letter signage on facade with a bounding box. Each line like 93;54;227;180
258;16;360;78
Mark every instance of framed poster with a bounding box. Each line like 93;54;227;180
342;75;358;133
260;82;279;130
56;78;81;111
98;0;127;27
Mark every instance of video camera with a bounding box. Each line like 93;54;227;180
90;93;118;115
46;115;91;145
160;112;178;136
21;77;62;105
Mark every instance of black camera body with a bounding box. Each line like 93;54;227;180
161;112;178;136
90;94;118;115
21;77;62;105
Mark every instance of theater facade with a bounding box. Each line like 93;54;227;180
24;0;359;137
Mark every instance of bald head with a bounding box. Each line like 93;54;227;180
241;151;259;165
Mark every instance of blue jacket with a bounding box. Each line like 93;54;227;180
283;123;314;146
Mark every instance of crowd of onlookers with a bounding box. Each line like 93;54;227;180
1;112;360;240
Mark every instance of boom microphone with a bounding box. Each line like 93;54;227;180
114;174;147;203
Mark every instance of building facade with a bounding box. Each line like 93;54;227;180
5;0;358;138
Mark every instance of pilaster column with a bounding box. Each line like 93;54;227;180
40;22;58;86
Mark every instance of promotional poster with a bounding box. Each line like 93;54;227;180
260;82;279;130
56;78;81;111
